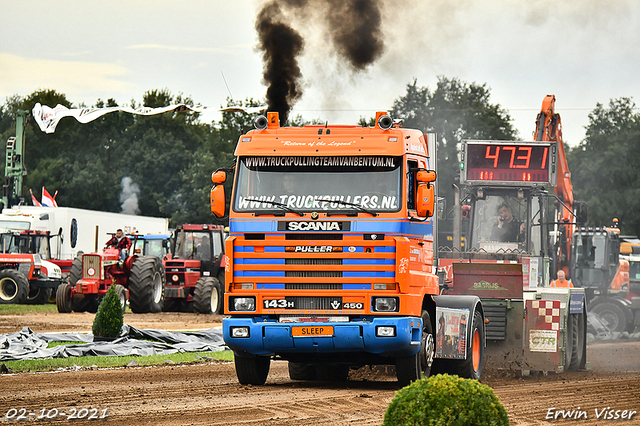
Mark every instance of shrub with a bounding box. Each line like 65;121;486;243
92;285;124;338
383;374;509;426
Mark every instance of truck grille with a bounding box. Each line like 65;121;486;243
285;258;342;278
82;255;101;279
286;297;342;310
231;235;397;288
285;283;343;290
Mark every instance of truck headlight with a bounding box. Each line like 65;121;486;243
231;297;256;312
372;297;399;312
230;327;250;338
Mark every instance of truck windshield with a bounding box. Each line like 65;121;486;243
470;193;538;253
234;156;402;213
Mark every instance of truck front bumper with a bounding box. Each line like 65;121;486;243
223;316;422;358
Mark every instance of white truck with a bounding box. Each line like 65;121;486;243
0;206;170;261
0;206;169;306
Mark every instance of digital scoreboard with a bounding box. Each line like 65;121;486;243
460;140;557;186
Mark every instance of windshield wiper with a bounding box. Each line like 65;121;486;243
329;200;378;217
243;198;304;216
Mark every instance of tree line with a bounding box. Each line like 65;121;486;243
1;78;638;237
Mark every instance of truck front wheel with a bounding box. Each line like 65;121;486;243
0;269;29;304
234;353;270;385
395;310;434;387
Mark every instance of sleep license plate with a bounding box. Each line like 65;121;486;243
292;326;334;337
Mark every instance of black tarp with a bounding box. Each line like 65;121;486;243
0;326;227;361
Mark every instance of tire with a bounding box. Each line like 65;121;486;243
288;362;317;381
56;282;73;313
68;253;83;287
567;313;585;370
396;310;435;387
115;284;127;313
590;301;632;333
234;353;270;385
316;364;349;382
128;256;165;313
0;269;29;304
26;287;52;305
440;311;485;380
193;277;222;314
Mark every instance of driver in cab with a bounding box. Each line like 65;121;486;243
490;203;525;243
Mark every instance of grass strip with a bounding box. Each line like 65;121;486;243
1;350;234;373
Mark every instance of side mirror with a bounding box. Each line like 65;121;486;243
415;170;436;218
211;171;226;184
211;185;226;218
416;170;436;184
416;184;435;218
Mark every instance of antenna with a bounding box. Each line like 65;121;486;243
221;71;234;101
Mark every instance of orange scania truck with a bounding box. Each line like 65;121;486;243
210;112;485;386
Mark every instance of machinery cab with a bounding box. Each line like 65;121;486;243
171;224;225;278
570;226;629;299
0;230;52;259
465;186;549;260
132;233;172;259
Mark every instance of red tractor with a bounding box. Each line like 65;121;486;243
56;234;165;313
163;224;226;313
0;230;65;305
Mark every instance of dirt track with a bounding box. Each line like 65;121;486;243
1;312;639;425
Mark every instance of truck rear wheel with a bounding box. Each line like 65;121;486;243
128;256;165;313
288;362;317;380
316;364;349;382
396;310;434;387
0;269;29;304
234;353;270;385
438;311;485;380
56;283;72;313
193;277;222;314
26;287;52;305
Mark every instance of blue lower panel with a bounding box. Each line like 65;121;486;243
223;317;422;358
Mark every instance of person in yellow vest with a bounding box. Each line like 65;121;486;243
550;270;574;288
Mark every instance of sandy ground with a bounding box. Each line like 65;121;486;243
1;311;639;425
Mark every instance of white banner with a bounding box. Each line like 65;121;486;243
529;329;558;353
32;103;265;134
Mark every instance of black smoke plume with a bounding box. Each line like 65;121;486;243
256;2;305;126
326;0;385;70
256;0;386;124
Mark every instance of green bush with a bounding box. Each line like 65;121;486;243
383;374;509;426
92;285;124;338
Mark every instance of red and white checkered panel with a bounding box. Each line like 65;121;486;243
527;300;561;331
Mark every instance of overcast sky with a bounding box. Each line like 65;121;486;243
1;0;638;146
